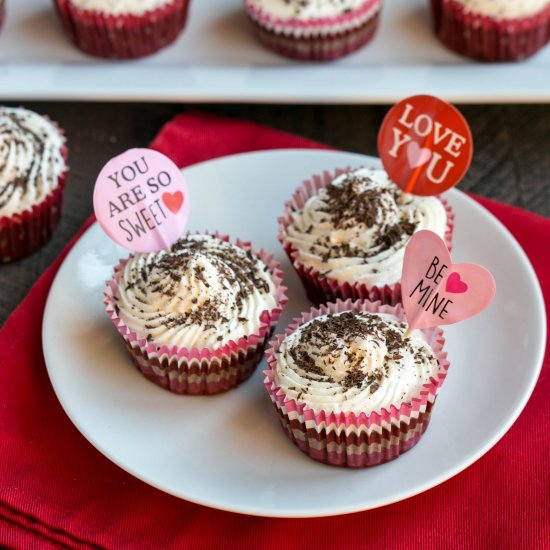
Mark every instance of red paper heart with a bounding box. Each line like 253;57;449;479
162;191;184;214
446;271;468;293
401;231;496;331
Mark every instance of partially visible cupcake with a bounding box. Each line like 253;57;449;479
431;0;550;61
0;1;5;32
104;233;287;395
243;0;383;61
265;299;450;467
278;168;454;305
53;0;191;59
0;107;68;262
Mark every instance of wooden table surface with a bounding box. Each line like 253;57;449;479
1;102;549;325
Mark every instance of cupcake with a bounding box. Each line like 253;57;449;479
431;0;550;61
0;1;5;31
278;167;454;305
104;233;287;395
264;299;450;467
53;0;191;59
0;107;68;262
243;0;383;61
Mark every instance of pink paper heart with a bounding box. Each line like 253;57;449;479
407;141;432;169
401;231;496;331
446;271;468;293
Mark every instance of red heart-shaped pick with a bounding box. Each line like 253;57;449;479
401;230;496;332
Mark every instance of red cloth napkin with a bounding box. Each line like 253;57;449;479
0;112;548;549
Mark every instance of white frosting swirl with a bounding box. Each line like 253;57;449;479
452;0;550;19
247;0;369;19
274;311;437;413
68;0;173;16
0;107;66;218
284;168;448;286
115;235;278;350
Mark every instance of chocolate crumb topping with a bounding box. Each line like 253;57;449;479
313;172;419;261
288;311;413;395
375;221;416;250
275;309;442;414
120;235;275;345
320;175;388;231
149;237;269;306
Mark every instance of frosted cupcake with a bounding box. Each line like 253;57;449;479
243;0;383;61
278;168;454;305
265;299;449;467
0;107;68;262
104;233;287;395
53;0;191;59
431;0;550;61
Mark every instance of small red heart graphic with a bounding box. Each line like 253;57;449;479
162;191;184;214
446;272;468;294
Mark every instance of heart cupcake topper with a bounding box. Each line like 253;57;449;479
378;95;473;196
402;230;496;333
93;148;190;253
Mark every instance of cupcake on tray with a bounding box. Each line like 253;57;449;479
0;107;68;262
431;0;550;61
104;233;287;395
278;167;454;305
53;0;191;59
265;299;450;467
243;0;383;61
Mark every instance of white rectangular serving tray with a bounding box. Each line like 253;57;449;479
2;0;550;103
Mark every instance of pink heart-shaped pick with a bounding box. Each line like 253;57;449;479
162;191;184;214
401;230;496;331
407;141;432;169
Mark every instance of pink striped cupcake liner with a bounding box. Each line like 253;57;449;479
104;232;288;395
278;167;455;306
431;0;550;61
243;0;382;61
53;0;190;59
0;118;68;263
264;299;450;468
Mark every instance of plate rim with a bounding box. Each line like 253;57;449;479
42;149;547;518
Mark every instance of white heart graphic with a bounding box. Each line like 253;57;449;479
407;142;432;169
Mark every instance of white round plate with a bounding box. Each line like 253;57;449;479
43;150;546;518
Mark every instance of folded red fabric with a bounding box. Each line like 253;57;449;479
0;113;548;549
